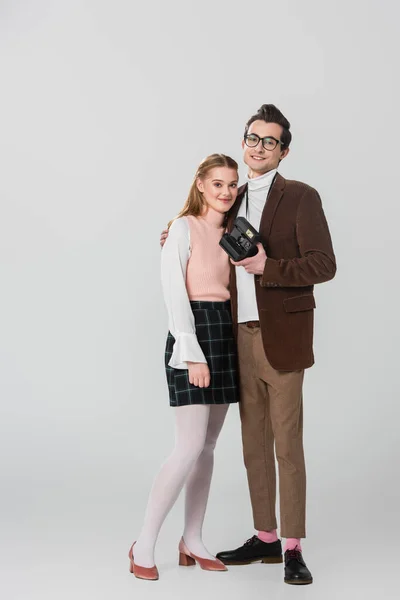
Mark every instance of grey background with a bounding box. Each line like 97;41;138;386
0;0;398;598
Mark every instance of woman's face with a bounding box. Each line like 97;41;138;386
196;167;238;214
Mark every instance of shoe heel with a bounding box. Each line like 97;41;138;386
262;555;283;564
179;552;196;567
129;560;134;573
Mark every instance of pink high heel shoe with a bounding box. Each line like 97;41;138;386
128;543;159;581
178;537;228;571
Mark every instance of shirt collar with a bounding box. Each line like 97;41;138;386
246;168;278;192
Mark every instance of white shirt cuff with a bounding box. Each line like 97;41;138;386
168;332;207;369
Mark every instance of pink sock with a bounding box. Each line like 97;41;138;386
284;538;302;552
257;529;278;543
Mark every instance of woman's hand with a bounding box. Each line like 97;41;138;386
187;362;210;388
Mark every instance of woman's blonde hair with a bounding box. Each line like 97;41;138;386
168;153;238;228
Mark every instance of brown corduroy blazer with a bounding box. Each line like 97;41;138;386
227;173;336;371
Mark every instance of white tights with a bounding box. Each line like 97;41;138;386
133;404;229;567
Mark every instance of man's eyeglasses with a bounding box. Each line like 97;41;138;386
244;133;283;151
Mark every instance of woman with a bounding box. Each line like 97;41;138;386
129;154;239;580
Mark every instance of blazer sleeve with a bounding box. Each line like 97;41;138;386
260;187;336;287
161;217;207;369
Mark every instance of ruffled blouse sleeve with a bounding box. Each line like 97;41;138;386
161;217;207;369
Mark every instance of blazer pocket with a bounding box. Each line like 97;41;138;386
283;294;316;313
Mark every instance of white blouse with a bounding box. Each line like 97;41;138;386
161;217;207;369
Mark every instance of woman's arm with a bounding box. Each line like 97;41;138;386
161;217;207;370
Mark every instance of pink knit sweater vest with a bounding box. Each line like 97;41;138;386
185;215;230;302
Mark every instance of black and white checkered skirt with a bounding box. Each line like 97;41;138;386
165;300;239;407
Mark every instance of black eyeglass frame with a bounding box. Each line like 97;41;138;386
244;133;284;151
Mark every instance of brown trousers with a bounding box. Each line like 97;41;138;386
238;324;306;538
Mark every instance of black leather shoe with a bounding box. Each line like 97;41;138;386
216;535;283;565
284;549;313;585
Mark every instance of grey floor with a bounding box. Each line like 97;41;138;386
2;397;398;600
2;486;396;600
2;406;398;600
3;534;396;600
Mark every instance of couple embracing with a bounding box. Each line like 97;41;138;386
129;103;336;586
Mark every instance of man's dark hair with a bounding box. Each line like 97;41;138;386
244;104;292;149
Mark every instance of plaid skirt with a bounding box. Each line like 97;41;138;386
165;300;239;407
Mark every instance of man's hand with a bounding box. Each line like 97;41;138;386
160;229;168;248
187;362;211;388
231;243;267;275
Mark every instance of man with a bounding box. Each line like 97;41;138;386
161;104;336;585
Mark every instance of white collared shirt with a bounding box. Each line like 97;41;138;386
236;169;278;323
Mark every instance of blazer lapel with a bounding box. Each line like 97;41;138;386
227;183;247;231
227;184;247;327
259;173;286;242
227;175;285;326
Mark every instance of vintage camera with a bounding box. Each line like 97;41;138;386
219;217;261;261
